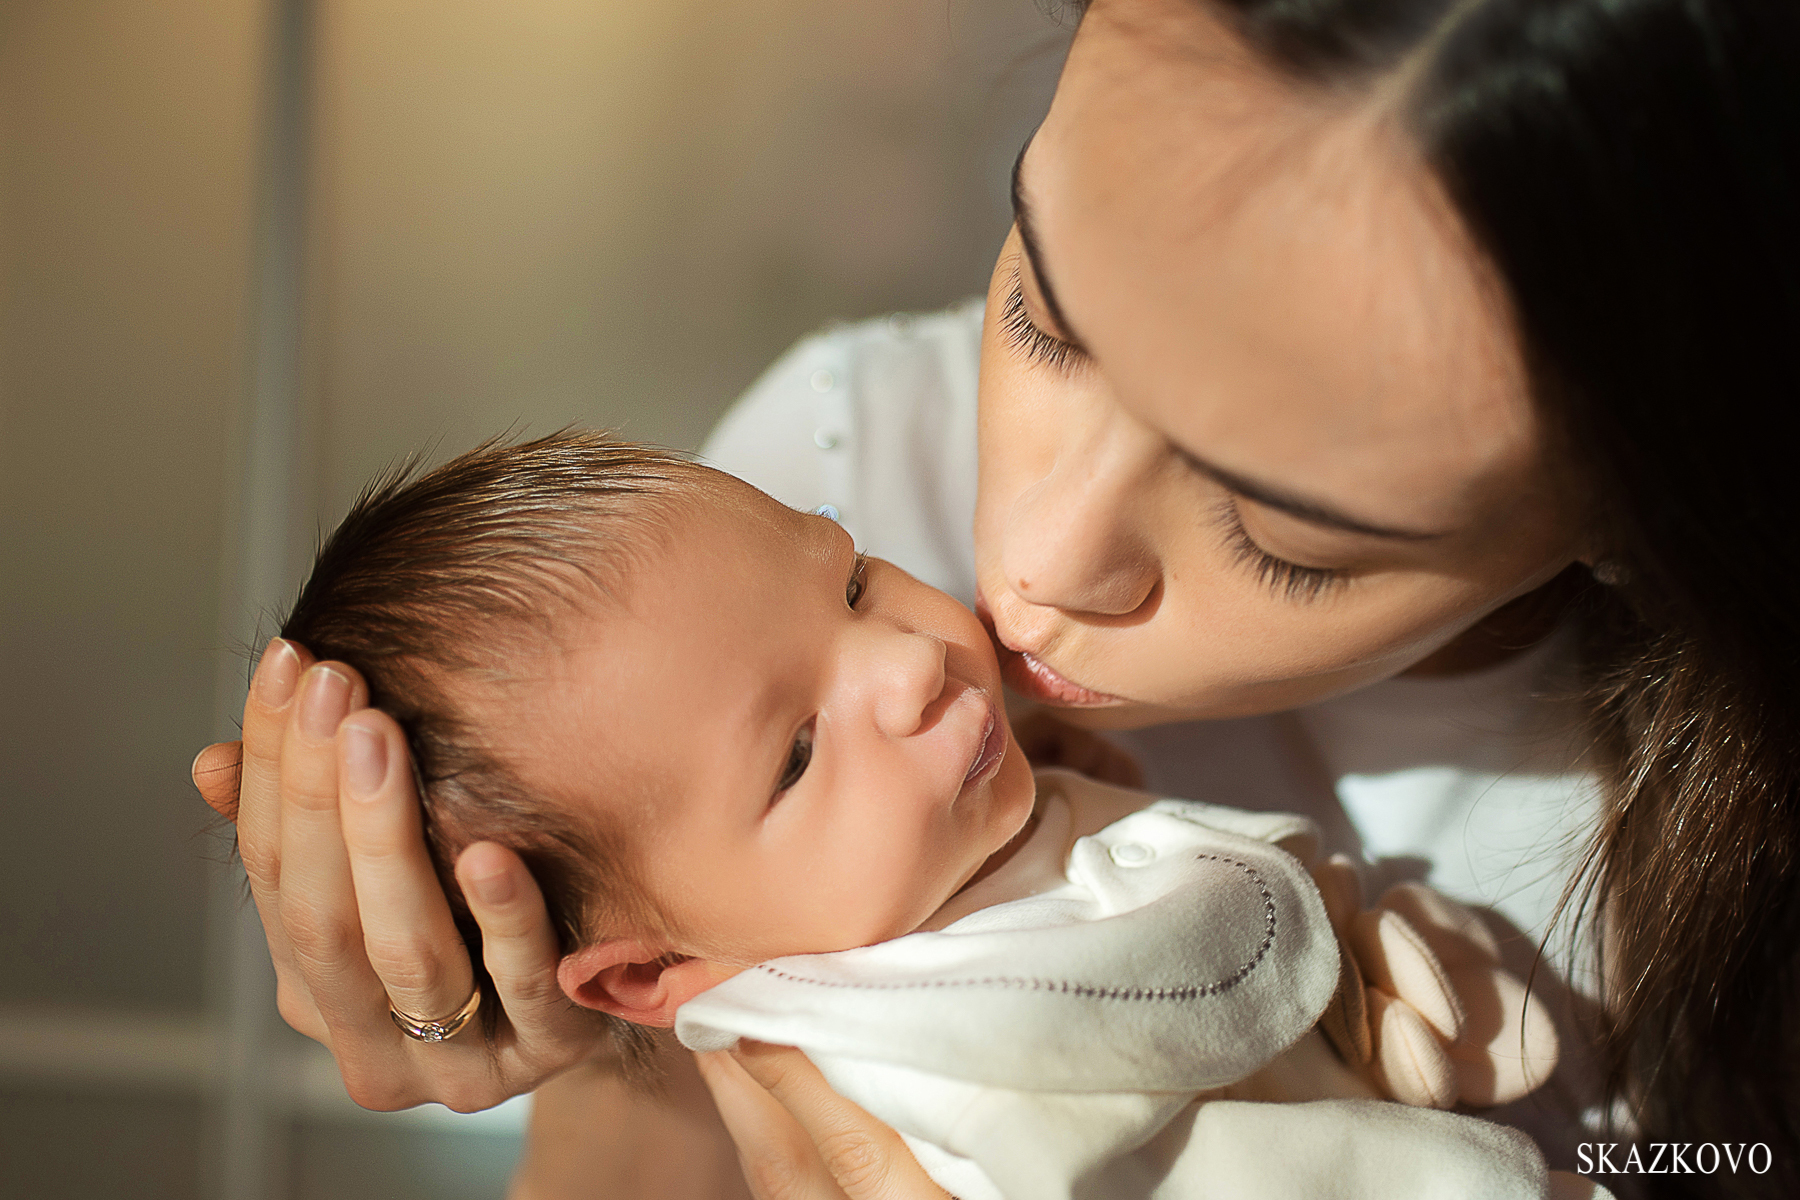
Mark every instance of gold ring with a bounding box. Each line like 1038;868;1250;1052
389;989;481;1042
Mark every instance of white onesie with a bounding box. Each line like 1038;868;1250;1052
677;770;1579;1200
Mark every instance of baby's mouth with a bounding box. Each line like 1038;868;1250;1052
963;702;1006;785
976;597;1126;708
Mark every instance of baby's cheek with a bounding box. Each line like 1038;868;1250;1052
840;864;941;948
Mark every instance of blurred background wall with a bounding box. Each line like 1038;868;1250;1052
0;1;1067;1196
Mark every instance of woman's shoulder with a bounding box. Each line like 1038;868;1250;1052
700;299;984;495
701;298;985;602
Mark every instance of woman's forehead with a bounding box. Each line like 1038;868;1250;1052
1040;0;1543;533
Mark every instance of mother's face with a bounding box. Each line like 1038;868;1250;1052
973;0;1587;728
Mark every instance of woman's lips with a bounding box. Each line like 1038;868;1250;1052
1000;648;1126;706
976;596;1126;708
962;701;1006;786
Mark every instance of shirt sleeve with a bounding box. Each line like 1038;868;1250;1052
700;299;985;604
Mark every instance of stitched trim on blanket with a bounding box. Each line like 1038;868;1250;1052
752;854;1279;1001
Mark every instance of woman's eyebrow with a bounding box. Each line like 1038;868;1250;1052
1180;449;1449;541
1010;136;1089;352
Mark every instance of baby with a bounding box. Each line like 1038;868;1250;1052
281;431;1602;1200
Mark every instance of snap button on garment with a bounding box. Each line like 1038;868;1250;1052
1109;842;1154;866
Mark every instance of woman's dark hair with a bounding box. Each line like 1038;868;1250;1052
1093;0;1800;1191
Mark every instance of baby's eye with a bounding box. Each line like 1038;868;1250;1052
845;554;869;609
774;723;815;796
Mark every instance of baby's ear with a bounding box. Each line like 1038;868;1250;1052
556;940;733;1027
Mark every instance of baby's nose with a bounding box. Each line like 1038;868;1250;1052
872;630;948;738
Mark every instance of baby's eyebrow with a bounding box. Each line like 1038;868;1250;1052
802;508;860;562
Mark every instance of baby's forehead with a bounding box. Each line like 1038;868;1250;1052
692;468;813;532
665;473;839;573
475;473;833;808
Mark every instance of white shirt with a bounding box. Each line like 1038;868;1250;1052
699;300;1605;1165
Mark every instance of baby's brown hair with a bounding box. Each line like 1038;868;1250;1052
278;429;706;1046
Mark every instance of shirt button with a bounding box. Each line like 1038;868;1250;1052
1109;842;1154;866
813;429;841;450
810;369;836;393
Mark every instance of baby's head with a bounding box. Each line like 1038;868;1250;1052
281;431;1034;1031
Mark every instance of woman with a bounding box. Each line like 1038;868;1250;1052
194;0;1800;1196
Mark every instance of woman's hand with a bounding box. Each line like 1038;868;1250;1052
697;1041;951;1200
192;639;613;1112
1309;859;1560;1110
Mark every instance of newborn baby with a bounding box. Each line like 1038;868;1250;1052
280;431;1602;1200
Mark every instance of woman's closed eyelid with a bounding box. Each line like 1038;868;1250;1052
1215;500;1349;603
1000;260;1088;375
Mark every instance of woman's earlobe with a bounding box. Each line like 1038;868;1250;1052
1574;544;1631;587
1569;521;1633;588
1589;559;1630;587
556;941;731;1027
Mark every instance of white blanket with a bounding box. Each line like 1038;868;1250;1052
677;770;1570;1200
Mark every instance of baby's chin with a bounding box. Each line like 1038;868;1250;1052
994;727;1038;823
956;744;1038;891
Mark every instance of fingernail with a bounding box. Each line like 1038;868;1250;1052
299;665;351;740
343;720;389;800
467;867;515;908
253;639;301;707
190;744;241;778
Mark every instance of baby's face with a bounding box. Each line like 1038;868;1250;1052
486;474;1036;964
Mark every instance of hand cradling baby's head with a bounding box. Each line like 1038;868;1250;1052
281;430;1034;1031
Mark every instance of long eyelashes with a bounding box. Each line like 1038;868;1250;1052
846;553;868;608
1217;502;1347;603
1000;271;1085;373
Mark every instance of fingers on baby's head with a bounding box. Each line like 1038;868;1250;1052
192;741;244;819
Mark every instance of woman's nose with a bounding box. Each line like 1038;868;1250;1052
866;628;948;739
999;445;1160;618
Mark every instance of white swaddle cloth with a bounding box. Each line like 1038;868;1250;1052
677;770;1572;1200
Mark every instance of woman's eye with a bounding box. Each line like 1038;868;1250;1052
774;723;815;797
1217;502;1347;603
1000;266;1086;374
846;554;869;608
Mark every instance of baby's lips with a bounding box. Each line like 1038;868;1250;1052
962;699;1005;785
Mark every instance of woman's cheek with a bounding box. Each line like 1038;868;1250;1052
1077;568;1479;710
